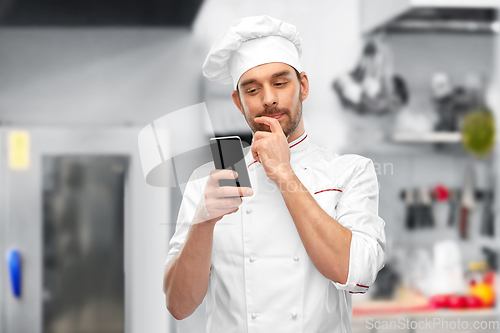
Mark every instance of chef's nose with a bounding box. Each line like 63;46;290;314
262;85;277;107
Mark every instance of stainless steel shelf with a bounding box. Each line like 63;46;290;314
392;132;462;143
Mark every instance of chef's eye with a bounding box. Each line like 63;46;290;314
246;88;258;94
275;81;288;87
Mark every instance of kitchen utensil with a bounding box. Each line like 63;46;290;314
420;187;435;228
432;184;449;202
405;188;416;230
447;189;459;227
432;73;458;131
459;166;475;239
413;188;424;228
480;191;494;236
333;37;408;115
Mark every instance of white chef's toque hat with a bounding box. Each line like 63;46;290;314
202;15;303;89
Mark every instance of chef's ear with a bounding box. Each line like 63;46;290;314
232;90;245;116
299;72;309;101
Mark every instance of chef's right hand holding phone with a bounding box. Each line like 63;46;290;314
192;136;253;224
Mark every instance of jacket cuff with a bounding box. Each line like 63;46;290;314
331;231;382;294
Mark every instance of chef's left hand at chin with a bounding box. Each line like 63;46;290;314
251;117;292;182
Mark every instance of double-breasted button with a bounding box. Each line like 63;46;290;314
301;165;307;170
291;312;298;319
246;207;253;214
293;256;300;262
249;257;256;262
251;313;258;319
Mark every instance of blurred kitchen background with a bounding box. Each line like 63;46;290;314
1;0;500;332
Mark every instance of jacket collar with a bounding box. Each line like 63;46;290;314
288;131;309;154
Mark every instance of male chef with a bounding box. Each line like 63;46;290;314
163;15;386;332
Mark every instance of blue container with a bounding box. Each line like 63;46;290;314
7;249;22;298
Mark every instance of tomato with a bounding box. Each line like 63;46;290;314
430;294;452;308
465;295;483;308
448;295;466;309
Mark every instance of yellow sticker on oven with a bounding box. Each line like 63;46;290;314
8;131;30;170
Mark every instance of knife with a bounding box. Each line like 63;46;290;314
459;165;475;239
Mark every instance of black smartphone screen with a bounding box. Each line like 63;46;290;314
209;137;252;188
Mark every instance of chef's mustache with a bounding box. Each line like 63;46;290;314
256;107;290;117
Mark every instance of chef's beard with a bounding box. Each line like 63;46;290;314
243;96;303;138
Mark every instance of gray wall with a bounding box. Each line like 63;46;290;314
0;28;203;126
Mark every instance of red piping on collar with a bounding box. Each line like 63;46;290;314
289;134;308;149
356;283;369;288
314;189;342;195
349;291;366;294
247;160;258;168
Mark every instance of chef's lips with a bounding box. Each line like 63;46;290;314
251;107;291;132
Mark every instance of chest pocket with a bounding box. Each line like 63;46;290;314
312;186;344;219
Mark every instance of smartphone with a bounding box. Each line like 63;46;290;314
209;136;252;188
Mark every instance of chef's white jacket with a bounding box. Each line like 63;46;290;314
165;131;386;333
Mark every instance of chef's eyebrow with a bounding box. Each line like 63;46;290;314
239;70;292;89
239;79;256;88
271;70;291;79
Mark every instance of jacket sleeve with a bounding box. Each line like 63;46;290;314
331;157;386;294
163;168;205;274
